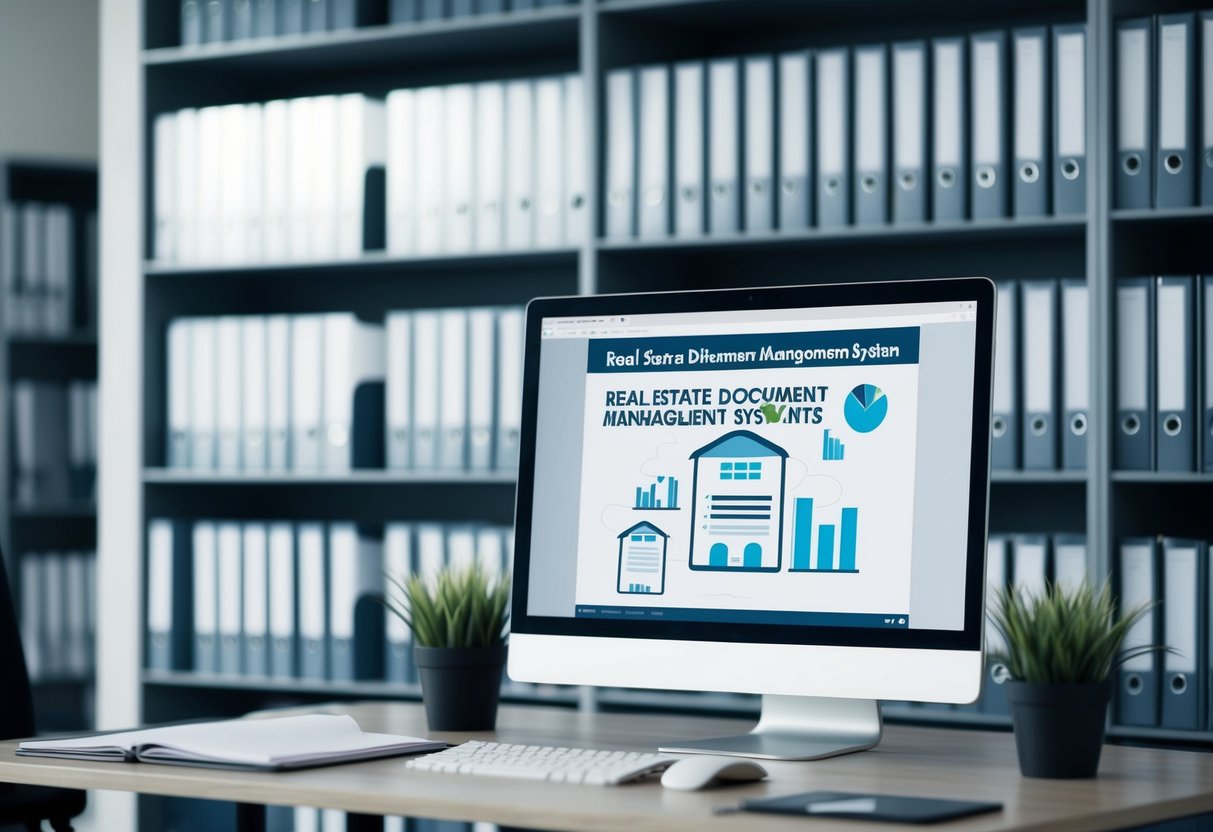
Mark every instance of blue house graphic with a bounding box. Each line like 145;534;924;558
616;521;669;595
687;430;787;572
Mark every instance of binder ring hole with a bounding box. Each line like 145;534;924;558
1062;159;1080;180
1122;414;1141;435
712;183;730;199
1206;150;1213;169
183;1;198;17
861;174;878;194
992;415;1007;438
571;195;585;209
1070;414;1087;436
681;186;698;202
977;166;996;188
1126;673;1144;695
824;176;841;196
751;180;767;196
899;171;917;191
1164;415;1182;437
1031;416;1047;436
1123;153;1142;175
1019;162;1039;184
937;168;956;189
208;0;222;16
643;187;664;207
990;663;1010;684
782;180;800;196
1170;674;1188;694
1165;153;1183;174
608;190;628;207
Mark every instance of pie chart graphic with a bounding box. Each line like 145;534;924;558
844;384;888;433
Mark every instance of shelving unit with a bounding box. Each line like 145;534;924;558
97;3;1213;825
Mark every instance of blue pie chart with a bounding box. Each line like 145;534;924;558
844;384;888;433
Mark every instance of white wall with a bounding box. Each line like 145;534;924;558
0;0;99;160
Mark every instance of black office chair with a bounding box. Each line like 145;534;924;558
0;550;86;832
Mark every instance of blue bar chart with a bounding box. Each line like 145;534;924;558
788;502;860;573
792;498;814;570
633;475;680;510
822;429;845;461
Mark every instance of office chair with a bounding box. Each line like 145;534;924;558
0;549;86;832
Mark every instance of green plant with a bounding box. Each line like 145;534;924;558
383;564;510;649
989;581;1162;685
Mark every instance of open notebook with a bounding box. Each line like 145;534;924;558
17;714;446;771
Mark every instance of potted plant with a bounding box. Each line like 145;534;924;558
384;565;510;731
989;581;1158;779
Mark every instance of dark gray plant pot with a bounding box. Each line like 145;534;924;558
414;644;507;731
1006;680;1111;779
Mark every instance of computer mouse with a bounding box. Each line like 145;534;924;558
660;756;768;791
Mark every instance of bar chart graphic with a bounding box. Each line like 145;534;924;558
788;498;859;573
633;475;681;510
822;429;845;461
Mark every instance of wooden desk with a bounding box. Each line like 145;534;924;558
1;702;1211;832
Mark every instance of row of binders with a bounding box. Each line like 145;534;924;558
605;24;1087;239
2;202;98;337
19;551;96;683
267;807;495;832
1116;276;1213;472
1116;537;1212;732
165;307;523;472
146;519;512;685
13;380;98;506
180;0;574;47
153;75;585;266
991;280;1089;471
1114;12;1213;209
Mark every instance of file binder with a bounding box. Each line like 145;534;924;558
1206;276;1213;472
1203;13;1213;206
816;48;850;228
447;527;477;576
310;95;340;259
1012;535;1049;600
19;559;41;680
64;554;88;677
1021;281;1058;470
268;523;296;679
322;314;386;471
298;522;327;679
217;522;243;675
982;536;1010;715
1053;24;1086;215
637;65;671;239
384;524;413;683
329;524;382;681
219;104;252;264
262;99;290;262
1052;534;1087;594
230;0;253;39
242;317;268;472
332;0;376;30
1156;14;1196;208
971;31;1008;219
242;523;270;677
444;84;476;253
1;205;16;333
266;315;291;471
181;0;203;46
1161;538;1203;730
167;319;192;468
1116;278;1154;470
1117;538;1159;727
154;113;177;261
778;51;812;229
709;58;741;233
417;524;446;587
193;522;219;673
337;94;387;257
892;41;926;224
305;0;330;32
291;315;325;470
415;87;445;254
389;0;417;22
495;307;524;470
203;0;227;43
932;37;967;221
1155;276;1196;471
468;309;496;471
1116;18;1153;210
1061;279;1089;470
605;69;636;239
386;312;412;469
252;0;275;37
216;317;243;470
176;108;199;262
504;80;535;249
386;89;416;255
674;61;707;236
474;82;505;252
535;77;565;247
42;206;72;335
563;74;587;246
41;556;63;678
197;106;223;261
287;97;314;261
1012;27;1049;217
147;520;192;671
190;318;218;470
412;311;440;468
853;45;888;226
244;104;264;263
744;55;775;232
421;0;443;19
476;526;504;582
438;309;469;470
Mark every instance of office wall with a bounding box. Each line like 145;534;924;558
0;0;100;160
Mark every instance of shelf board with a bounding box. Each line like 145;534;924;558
1111;205;1213;224
143;468;517;486
991;470;1087;484
1111;472;1213;484
7;331;98;348
11;503;97;520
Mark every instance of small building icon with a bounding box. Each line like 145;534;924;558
688;430;787;572
616;521;669;595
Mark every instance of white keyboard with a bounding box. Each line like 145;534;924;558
404;741;678;785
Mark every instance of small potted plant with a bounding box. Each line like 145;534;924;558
384;565;510;731
989;581;1158;779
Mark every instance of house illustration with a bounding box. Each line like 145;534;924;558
687;430;787;572
616;521;669;595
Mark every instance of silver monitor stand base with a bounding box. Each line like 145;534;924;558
658;695;883;761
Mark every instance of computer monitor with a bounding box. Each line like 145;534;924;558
508;277;996;761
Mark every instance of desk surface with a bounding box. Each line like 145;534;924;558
1;702;1211;832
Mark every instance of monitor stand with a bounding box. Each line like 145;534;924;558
658;695;882;761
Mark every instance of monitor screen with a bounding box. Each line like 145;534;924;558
512;279;993;657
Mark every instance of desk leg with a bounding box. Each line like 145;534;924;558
235;803;266;832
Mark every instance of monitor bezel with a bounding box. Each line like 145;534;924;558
510;277;995;653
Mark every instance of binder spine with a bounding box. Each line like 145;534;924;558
970;31;1008;220
1115;18;1153;210
931;37;967;221
1156;14;1196;208
891;41;926;225
1052;24;1087;216
853;44;889;226
1012;27;1049;218
1155;276;1196;471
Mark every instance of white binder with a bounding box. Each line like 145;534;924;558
495;307;524;471
337;94;387;258
262;99;290;262
892;42;926;224
417;523;446;589
412;310;441;468
674;61;706;237
189;317;218;470
386;89;417;255
297;522;327;679
192;521;219;672
290;314;325;471
1013;27;1049;217
816;48;850;227
605;69;636;239
63;554;88;677
1;205;17;333
447;526;477;574
1116;19;1153;210
309;95;340;260
563;74;587;246
853;44;888;226
439;308;469;470
1012;536;1048;600
637;65;671;239
328;523;383;681
215;316;243;471
384;524;413;683
1051;535;1087;594
1021;281;1058;470
266;315;291;471
931;38;967;221
970;31;1007;219
473;82;505;252
174;108;199;263
154;112;178;261
220;104;251;264
1061;280;1090;471
1116;278;1153;471
167;318;192;468
534;76;565;248
287;97;315;261
708;58;741;233
41;206;72;335
146;520;178;671
242;523;269;676
415;86;446;254
1155;276;1195;471
267;522;296;678
196;106;224;264
1053;25;1087;215
386;311;413;469
1156;15;1196;207
743;55;775;232
778;51;812;229
468;308;496;471
244;103;264;264
18;204;42;334
505;79;536;249
444;84;476;253
991;281;1018;470
323;313;386;471
476;526;505;582
216;522;243;675
241;316;268;472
